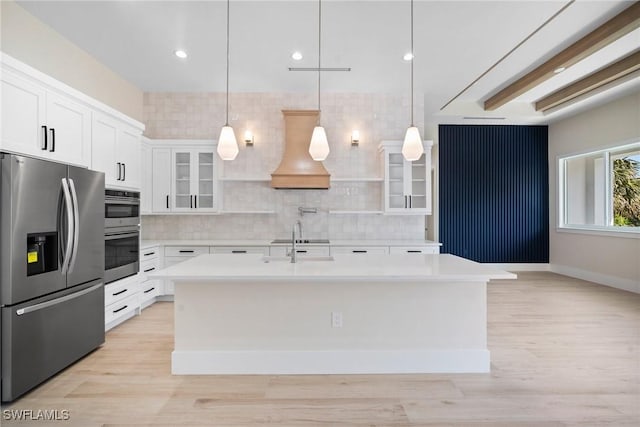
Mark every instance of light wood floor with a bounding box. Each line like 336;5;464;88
2;272;639;426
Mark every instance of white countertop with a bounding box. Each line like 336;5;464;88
150;253;516;283
141;239;441;249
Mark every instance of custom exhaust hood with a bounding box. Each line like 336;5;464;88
271;110;330;189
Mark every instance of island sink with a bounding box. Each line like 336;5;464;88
262;256;334;263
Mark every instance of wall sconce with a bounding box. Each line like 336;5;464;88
351;130;360;146
244;130;254;146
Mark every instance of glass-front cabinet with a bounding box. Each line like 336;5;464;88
379;140;433;215
171;148;218;213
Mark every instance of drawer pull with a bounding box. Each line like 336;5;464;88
352;250;367;253
112;289;127;296
143;251;155;257
407;250;421;253
296;250;307;253
143;287;156;294
179;250;195;253
113;305;128;314
231;250;247;254
144;267;155;272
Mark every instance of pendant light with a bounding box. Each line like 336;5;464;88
401;0;424;162
217;0;239;161
308;0;330;161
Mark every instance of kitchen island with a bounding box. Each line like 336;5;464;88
152;253;515;375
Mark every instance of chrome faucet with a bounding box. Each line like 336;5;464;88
290;220;302;263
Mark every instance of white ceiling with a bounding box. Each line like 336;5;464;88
15;0;640;125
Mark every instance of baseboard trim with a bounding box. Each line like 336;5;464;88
483;263;550;272
550;264;640;294
172;349;490;375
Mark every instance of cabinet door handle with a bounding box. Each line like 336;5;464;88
112;289;127;296
179;250;194;253
113;305;128;313
352;250;367;253
194;195;197;209
122;163;126;181
166;195;169;209
49;128;55;152
143;251;155;257
41;126;48;150
190;195;193;208
296;250;307;253
404;195;407;208
407;250;421;253
117;162;122;180
143;287;156;294
231;250;247;254
409;195;412;208
144;267;155;273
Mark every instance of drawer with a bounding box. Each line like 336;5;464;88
270;245;330;257
139;279;161;303
164;246;209;257
105;293;139;326
211;246;270;255
140;258;160;281
140;246;160;261
389;246;439;254
105;275;140;306
331;246;388;255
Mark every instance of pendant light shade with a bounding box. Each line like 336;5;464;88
309;126;330;161
402;126;423;161
308;0;330;161
401;0;423;162
217;0;239;161
217;125;239;160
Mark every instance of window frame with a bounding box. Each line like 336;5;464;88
557;139;640;238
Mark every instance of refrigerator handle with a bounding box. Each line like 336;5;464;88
60;178;74;275
16;282;103;316
67;178;80;274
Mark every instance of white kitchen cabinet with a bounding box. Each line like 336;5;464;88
92;112;141;190
379;140;433;215
140;138;152;214
330;246;389;255
139;245;161;309
1;69;90;166
171;149;218;213
269;245;330;257
104;273;140;331
389;246;440;254
151;148;172;212
211;246;270;255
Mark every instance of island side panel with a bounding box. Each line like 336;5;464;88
172;279;489;374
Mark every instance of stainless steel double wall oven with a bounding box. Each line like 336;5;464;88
104;189;140;284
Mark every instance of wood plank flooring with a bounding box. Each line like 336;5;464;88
2;272;638;426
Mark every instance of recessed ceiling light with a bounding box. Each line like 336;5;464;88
403;52;414;61
554;66;566;74
292;51;303;61
174;50;188;59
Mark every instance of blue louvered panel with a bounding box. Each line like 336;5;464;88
439;125;549;263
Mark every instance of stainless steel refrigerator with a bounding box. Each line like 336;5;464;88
0;153;105;402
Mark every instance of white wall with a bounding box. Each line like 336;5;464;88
549;91;640;293
0;0;143;121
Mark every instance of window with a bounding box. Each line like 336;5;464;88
559;141;640;233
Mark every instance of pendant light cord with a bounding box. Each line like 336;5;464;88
225;0;230;126
318;0;322;125
410;0;414;127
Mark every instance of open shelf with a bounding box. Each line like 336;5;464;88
220;210;276;214
220;177;272;182
328;210;384;215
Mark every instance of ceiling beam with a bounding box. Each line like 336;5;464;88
535;49;640;111
484;1;640;111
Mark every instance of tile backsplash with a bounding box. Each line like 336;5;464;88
142;92;428;241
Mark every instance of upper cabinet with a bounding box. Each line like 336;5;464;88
379;140;434;215
91;112;141;190
143;140;220;214
1;69;91;166
140;137;152;214
1;54;144;188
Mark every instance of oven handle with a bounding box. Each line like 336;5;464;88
104;198;140;206
104;231;140;240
